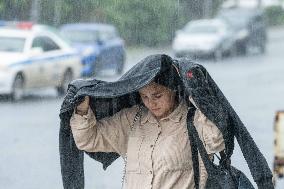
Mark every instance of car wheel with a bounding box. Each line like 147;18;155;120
57;70;73;97
213;49;222;62
229;44;237;57
259;43;266;54
237;42;248;56
93;57;102;76
11;74;25;101
116;54;125;75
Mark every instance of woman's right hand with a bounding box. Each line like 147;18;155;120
76;96;90;116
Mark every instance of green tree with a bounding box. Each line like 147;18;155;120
0;0;30;21
99;0;179;46
0;0;224;46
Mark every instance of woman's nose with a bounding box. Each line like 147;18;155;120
148;98;157;108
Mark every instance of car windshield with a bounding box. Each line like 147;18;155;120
0;37;26;52
184;24;219;34
218;11;250;28
60;29;98;44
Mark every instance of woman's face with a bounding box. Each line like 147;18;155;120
139;82;177;120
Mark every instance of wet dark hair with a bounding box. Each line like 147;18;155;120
152;56;184;103
154;56;182;92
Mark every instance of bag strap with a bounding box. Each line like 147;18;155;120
186;107;219;176
189;124;200;189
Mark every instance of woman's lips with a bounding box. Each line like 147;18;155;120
151;108;160;111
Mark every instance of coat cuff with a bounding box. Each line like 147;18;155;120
256;178;274;189
70;107;96;130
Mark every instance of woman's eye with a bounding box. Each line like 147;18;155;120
141;96;148;100
154;94;162;98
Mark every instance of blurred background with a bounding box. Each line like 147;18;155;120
1;0;284;188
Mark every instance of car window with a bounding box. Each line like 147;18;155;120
32;36;60;52
218;10;250;29
60;29;99;44
184;24;219;34
0;37;26;52
99;29;116;41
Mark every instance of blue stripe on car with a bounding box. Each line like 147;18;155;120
9;53;79;67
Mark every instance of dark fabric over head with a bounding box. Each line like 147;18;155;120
59;54;273;189
177;59;273;188
154;58;182;92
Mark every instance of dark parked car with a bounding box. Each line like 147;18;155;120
217;7;267;55
60;23;125;77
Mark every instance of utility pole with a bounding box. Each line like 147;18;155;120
173;0;180;37
257;0;262;8
234;0;239;7
30;0;40;22
54;0;62;26
203;0;213;18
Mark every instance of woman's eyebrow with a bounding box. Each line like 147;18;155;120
152;91;163;95
139;92;146;96
139;91;162;96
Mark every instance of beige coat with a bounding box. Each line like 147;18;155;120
70;100;225;189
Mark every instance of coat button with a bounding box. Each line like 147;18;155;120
149;171;153;174
150;145;153;148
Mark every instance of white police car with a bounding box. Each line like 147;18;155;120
0;22;82;100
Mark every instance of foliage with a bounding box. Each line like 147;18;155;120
0;0;222;46
264;5;284;26
101;0;179;46
0;0;30;21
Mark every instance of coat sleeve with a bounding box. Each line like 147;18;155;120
70;106;138;157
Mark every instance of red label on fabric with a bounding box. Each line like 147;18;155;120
186;71;193;78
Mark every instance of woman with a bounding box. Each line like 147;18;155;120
70;66;225;189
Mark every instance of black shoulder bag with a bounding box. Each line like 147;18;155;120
186;107;255;189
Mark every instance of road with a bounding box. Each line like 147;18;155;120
1;27;284;189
